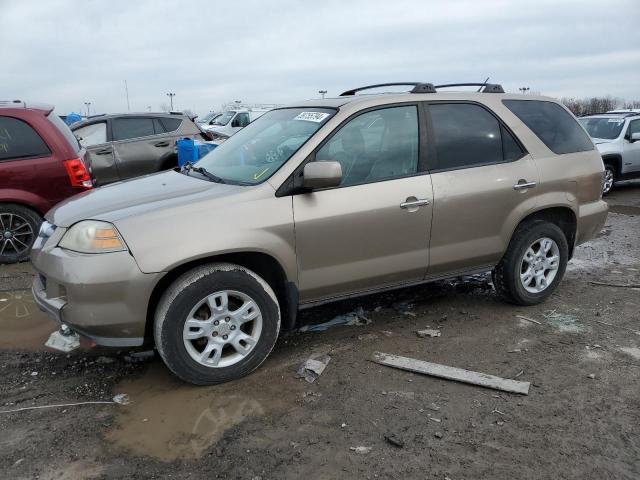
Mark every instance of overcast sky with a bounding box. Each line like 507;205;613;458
2;0;639;116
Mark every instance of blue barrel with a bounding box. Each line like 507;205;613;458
176;139;198;167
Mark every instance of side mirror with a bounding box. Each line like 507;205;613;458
303;161;342;189
630;132;640;143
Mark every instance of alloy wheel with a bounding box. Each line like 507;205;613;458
0;213;35;257
519;237;560;293
602;167;614;194
182;290;263;368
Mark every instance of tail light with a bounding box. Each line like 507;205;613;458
63;158;93;189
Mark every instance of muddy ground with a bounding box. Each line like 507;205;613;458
1;183;639;480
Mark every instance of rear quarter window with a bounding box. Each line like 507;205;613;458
159;117;182;132
0;116;51;161
503;100;594;155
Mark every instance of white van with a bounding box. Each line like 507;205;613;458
202;104;281;138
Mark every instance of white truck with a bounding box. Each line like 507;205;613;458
579;110;640;194
202;104;282;138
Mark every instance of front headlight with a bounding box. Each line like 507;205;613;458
58;220;127;254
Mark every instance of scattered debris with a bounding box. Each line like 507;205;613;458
0;394;130;414
514;370;524;378
30;371;38;376
434;432;443;439
543;311;585;333
296;355;331;383
496;421;505;426
341;423;347;428
587;374;596;379
380;330;394;337
299;307;371;332
516;315;542;325
588;281;640;288
384;433;405;448
619;347;640;361
596;320;640;336
429;417;441;423
416;328;441;338
491;408;506;416
357;333;379;341
370;352;530;395
124;350;155;363
427;403;440;411
507;349;522;353
96;356;116;364
350;446;372;455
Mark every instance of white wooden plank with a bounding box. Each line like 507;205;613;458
371;352;530;395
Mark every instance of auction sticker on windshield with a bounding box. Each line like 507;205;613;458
295;111;330;123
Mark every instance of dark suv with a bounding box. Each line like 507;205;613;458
0;100;92;263
71;113;210;185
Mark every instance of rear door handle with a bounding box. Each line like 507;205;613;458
154;141;170;147
400;198;431;209
513;181;537;190
95;148;112;155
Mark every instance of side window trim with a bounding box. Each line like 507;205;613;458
291;102;427;193
74;121;109;148
423;100;528;174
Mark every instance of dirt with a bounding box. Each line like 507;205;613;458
1;182;639;479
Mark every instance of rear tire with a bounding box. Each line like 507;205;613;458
154;263;281;385
493;220;568;306
0;204;42;264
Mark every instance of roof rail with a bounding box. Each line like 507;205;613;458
340;83;436;96
434;83;505;93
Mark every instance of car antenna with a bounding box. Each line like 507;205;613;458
477;77;490;92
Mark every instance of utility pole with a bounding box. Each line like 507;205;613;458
124;80;130;111
318;90;327;99
167;92;176;111
83;102;91;117
519;87;530;94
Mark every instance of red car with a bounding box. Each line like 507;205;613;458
0;100;92;263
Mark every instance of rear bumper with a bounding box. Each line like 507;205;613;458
31;246;164;347
576;200;608;245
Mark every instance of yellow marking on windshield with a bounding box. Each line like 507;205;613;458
253;167;269;180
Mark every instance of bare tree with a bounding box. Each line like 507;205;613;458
561;97;618;116
160;102;170;113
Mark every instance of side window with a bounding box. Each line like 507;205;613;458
628;119;640;136
503;100;593;154
74;122;107;147
153;118;166;134
429;103;519;170
160;117;181;133
112;118;155;141
0;116;50;161
234;113;250;128
315;105;419;187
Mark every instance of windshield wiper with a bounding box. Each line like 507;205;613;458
181;162;226;184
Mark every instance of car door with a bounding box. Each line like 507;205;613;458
425;102;539;276
622;119;640;173
111;116;172;180
292;104;433;303
73;121;119;185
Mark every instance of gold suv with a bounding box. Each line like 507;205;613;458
31;82;608;385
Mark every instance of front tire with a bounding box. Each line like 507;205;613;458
0;204;42;264
154;263;281;385
602;164;615;195
493;221;568;306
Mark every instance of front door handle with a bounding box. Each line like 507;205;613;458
513;180;537;190
154;141;170;147
400;198;431;209
95;148;112;155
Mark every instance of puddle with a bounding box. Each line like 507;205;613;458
608;205;640;216
0;289;57;350
106;362;298;461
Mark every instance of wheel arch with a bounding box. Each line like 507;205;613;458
144;251;298;344
601;154;622;175
511;206;577;259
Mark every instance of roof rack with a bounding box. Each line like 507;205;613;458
434;83;505;93
340;83;436;96
339;82;504;96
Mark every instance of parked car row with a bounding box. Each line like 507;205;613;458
27;83;608;386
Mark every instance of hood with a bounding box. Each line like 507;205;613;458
592;138;613;145
595;140;619;156
46;170;244;227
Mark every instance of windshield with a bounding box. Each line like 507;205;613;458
195;107;335;184
579;117;625;140
212;111;236;126
197;111;218;124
